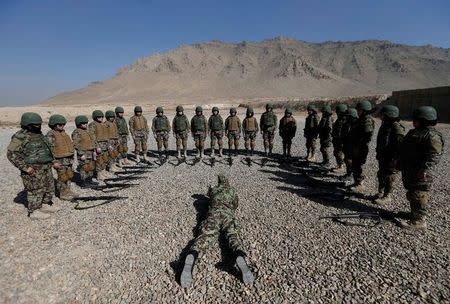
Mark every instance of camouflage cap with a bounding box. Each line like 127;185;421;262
75;115;89;125
115;106;124;113
217;174;230;186
92;110;104;119
21;112;43;126
48;114;67;127
307;104;317;112
266;103;274;110
105;110;115;118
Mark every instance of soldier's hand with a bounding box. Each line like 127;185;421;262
80;155;87;161
96;148;102;154
53;162;61;169
25;166;35;175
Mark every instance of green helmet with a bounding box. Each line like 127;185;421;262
321;105;332;114
176;105;184;112
356;100;372;111
285;108;293;115
266;103;274;110
115;106;124;113
195;106;203;113
335;103;348;114
156;107;164;114
380;105;399;119
105;110;115;119
134;106;142;113
21;112;43;126
48;114;67;127
246;107;254;115
307;104;317;112
75;115;89;125
212;107;219;113
92;110;104;119
347;108;358;118
413;106;437;121
230;108;237;114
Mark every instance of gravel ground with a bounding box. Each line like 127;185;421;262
0;114;449;303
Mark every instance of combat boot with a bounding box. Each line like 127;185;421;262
59;188;74;201
218;148;223;157
195;149;200;159
180;252;197;288
210;148;215;157
332;164;344;173
135;154;141;163
108;163;119;173
143;154;151;162
235;253;255;285
183;150;188;159
29;209;50;220
40;202;62;213
97;170;106;181
399;219;427;230
350;182;366;193
374;193;392;205
199;150;204;159
177;150;182;159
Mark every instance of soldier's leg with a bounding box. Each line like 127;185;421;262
182;134;188;158
228;134;233;155
21;174;43;213
157;136;163;153
268;132;274;154
217;135;224;157
350;157;367;193
287;138;292;157
163;133;169;152
211;134;217;155
190;215;220;257
244;134;250;151
199;135;205;158
234;134;239;153
282;138;287;156
250;135;256;156
401;190;428;229
376;160;386;196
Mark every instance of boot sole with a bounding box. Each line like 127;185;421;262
236;256;255;285
180;254;194;288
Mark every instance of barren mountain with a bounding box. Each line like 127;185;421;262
42;37;450;105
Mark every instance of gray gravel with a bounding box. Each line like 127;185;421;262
0;114;449;303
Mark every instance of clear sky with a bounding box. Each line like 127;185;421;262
1;0;449;106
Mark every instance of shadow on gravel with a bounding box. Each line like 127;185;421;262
13;190;27;207
72;195;128;210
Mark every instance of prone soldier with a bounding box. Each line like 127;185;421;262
191;106;208;159
225;108;241;156
172;105;190;159
129;106;150;162
279;108;297;158
105;110;121;172
151;107;171;159
208;107;224;157
303;104;319;161
318;105;334;167
242;107;259;156
260;103;277;156
331;104;348;172
114;106;131;166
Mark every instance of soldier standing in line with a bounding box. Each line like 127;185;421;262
373;105;405;205
151;107;171;160
208;107;224;157
46;114;76;201
397;106;444;229
260;103;277;156
331;104;348;172
349;101;375;193
88;110;110;181
71;115;97;188
279;108;297;159
180;174;255;288
105;110;121;172
303;104;319;161
242;107;259;156
191;106;208;159
114;106;131;166
318;105;334;167
7;112;58;219
225;108;241;156
341;108;358;184
128;106;150;162
172;105;190;159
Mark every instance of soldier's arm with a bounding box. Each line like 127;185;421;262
45;131;56;151
255;119;259;133
144;117;150;134
208;117;212;130
128;117;135;135
151;117;156;133
7;136;27;172
237;118;242;133
185;117;190;130
392;124;406;160
204;117;208;133
166;117;171;132
293;118;297;135
190;118;195;133
71;130;84;156
422;131;444;173
232;191;239;210
360;119;374;144
274;114;278;129
224;117;229;133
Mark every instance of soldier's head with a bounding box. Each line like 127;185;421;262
176;105;184;115
75;115;89;129
266;103;274;112
217;173;230;187
115;106;124;118
380;105;400;122
307;104;317;115
21;112;43;133
156;107;164;117
92;110;104;123
134;106;143;116
230;108;237;116
346;108;358;120
413;106;438;128
105;110;115;122
335;104;348;117
355;100;372;116
285;108;293;117
212;107;219;115
246;107;254;117
48;114;67;131
195;106;203;116
321;105;332;116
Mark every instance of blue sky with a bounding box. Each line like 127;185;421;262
1;0;449;106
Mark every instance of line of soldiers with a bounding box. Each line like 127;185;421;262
304;101;444;230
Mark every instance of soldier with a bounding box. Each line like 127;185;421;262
105;110;121;172
191;106;208;159
208;107;224;157
129;106;150;162
172;105;190;159
318;105;334;167
151;107;171;159
7;112;57;219
46;114;76;201
114;106;131;166
349;100;375;193
260;103;278;156
279;108;297;158
71;115;97;188
303;104;319;161
225;108;241;156
242;107;259;156
331;103;348;172
397;106;444;229
341;108;358;183
180;174;255;288
88;110;109;181
373;105;405;205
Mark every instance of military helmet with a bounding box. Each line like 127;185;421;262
21;112;43;126
356;100;372;111
307;104;317;112
48;114;67;127
105;110;115;119
156;107;164;114
321;105;332;114
212;106;219;113
413;106;437;122
115;106;124;113
230;107;237;114
335;103;348;114
134;106;143;113
176;105;184;112
195;106;203;113
380;105;400;119
347;108;358;118
92;110;104;119
246;107;254;115
266;103;274;110
285;108;293;115
75;115;89;125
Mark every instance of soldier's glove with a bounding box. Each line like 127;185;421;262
80;154;87;161
96;148;102;154
25;166;35;175
53;162;61;169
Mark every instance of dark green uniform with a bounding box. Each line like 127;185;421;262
225;108;241;154
115;116;129;159
191;112;208;156
208;109;224;156
304;107;319;160
318;107;334;165
342;109;358;178
152;114;171;152
260;105;277;155
173;107;190;157
332;114;347;169
279;109;297;158
350;113;374;186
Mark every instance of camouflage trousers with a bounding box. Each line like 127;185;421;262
108;139;120;165
305;137;317;157
377;158;397;194
118;135;129;158
227;131;240;149
77;150;95;181
320;140;332;164
333;141;345;166
54;156;74;197
406;190;428;221
175;131;188;151
343;154;353;176
154;131;169;151
96;141;110;171
263;130;275;150
352;147;369;184
133;135;148;155
210;131;224;149
21;164;54;212
192;209;243;257
244;131;257;150
193;131;206;150
282;136;294;156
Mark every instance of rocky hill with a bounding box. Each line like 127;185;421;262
42;38;450;105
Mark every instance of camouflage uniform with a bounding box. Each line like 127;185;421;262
342;109;358;178
191;107;208;158
242;107;259;156
332;104;348;170
114;107;130;162
279;109;297;158
128;107;149;159
208;108;224;156
151;109;171;156
260;104;277;155
304;105;319;160
172;107;190;158
318;106;334;165
7;126;54;213
71;120;96;184
88;117;110;177
225;108;241;155
104;112;121;171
